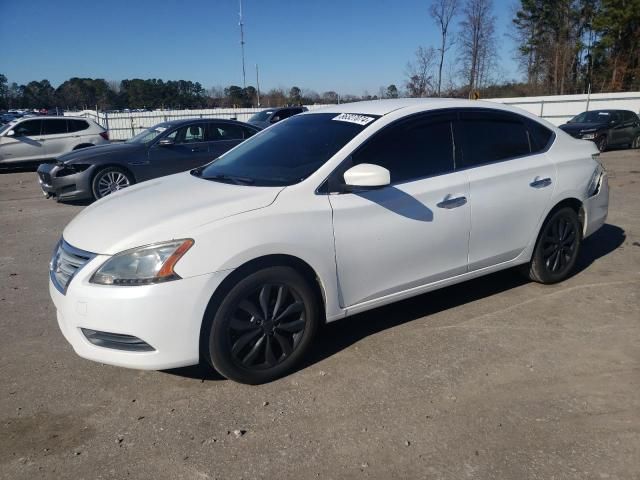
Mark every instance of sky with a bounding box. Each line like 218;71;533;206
0;0;521;95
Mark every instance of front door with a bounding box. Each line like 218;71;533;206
0;119;44;163
329;112;470;308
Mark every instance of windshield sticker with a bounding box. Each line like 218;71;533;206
155;127;167;132
332;113;375;126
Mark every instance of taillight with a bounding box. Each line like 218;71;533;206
99;131;109;141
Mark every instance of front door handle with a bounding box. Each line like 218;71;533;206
437;195;467;209
530;177;552;188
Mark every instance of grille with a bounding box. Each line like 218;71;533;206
50;240;95;294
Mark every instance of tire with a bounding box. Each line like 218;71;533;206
526;207;582;284
632;134;640;149
205;266;320;384
91;166;134;199
596;135;607;152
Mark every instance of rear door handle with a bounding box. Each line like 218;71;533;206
437;195;467;209
530;177;552;188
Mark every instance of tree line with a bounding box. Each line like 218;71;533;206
1;0;637;110
407;0;639;98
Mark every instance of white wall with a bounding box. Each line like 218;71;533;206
68;92;640;139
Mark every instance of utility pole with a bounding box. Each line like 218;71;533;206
256;64;261;107
239;0;246;88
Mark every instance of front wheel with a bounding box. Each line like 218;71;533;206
206;266;320;384
91;167;134;199
631;134;640;149
596;135;608;152
525;207;582;284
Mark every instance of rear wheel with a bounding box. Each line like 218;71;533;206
206;266;320;384
91;167;134;199
596;135;608;152
631;134;640;149
526;207;582;284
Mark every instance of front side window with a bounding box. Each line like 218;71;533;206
43;119;68;135
458;111;531;168
351;114;455;184
173;124;205;143
127;123;172;144
13;120;42;137
195;113;377;186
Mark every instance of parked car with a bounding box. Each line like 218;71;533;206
0;116;108;167
37;118;259;201
248;106;307;129
48;99;608;384
559;109;640;151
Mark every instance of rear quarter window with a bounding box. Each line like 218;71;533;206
527;120;554;153
67;119;89;133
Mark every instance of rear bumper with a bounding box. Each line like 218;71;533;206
37;163;94;201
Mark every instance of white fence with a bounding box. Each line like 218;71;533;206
67;92;640;140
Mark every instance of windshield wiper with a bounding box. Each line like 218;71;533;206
204;173;255;185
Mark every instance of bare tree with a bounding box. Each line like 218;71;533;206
458;0;497;94
430;0;459;96
405;46;438;97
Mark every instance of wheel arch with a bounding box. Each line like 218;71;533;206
91;163;137;183
547;197;585;231
73;143;94;150
198;254;328;359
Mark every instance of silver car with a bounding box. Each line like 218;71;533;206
0;116;109;166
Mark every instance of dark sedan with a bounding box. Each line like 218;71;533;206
559;109;640;152
37;118;259;201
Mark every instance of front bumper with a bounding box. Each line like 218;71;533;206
37;163;95;201
51;254;232;370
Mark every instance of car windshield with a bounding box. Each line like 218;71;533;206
126;123;172;144
570;111;616;123
194;113;378;186
249;110;274;122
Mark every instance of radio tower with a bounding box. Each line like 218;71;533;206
239;0;246;88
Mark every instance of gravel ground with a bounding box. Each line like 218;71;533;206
1;149;639;480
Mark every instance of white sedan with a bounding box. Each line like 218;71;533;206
49;99;609;384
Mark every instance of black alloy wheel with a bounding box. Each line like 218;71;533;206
632;134;640;149
526;207;582;284
206;266;319;384
596;135;608;152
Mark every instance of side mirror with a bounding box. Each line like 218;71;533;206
158;138;174;146
6;130;15;137
270;116;280;123
343;163;390;190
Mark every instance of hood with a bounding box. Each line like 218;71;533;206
559;122;608;134
63;172;284;254
57;142;145;164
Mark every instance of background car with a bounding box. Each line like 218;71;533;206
559;109;640;151
0;116;108;167
37;118;259;201
247;106;308;129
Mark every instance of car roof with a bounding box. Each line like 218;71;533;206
13;116;88;121
306;98;540;117
163;118;254;127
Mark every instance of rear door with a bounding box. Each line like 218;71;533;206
458;109;556;270
42;118;71;158
207;122;246;158
147;123;210;176
0;119;45;163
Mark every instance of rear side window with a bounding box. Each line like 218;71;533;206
527;120;554;152
67;119;89;133
458;110;531;168
241;126;258;138
43;119;68;135
352;113;455;184
209;123;244;140
13;119;42;137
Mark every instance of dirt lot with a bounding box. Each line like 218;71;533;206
1;149;639;480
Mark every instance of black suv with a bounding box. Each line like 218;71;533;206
559;109;640;151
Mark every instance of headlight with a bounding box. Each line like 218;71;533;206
581;133;596;140
90;239;194;286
